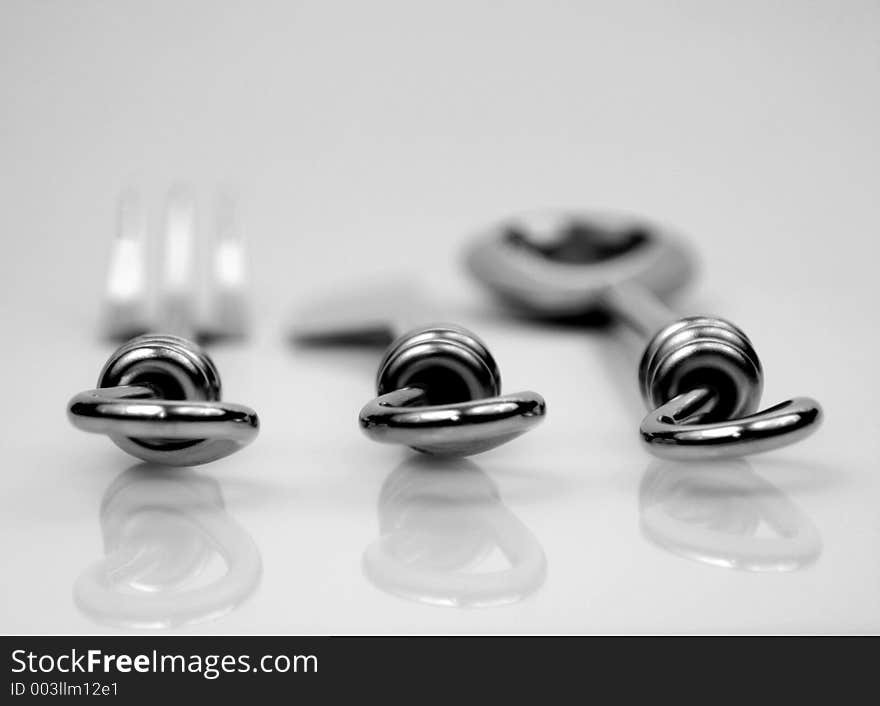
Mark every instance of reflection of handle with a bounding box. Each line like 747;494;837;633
67;335;259;466
74;466;262;629
363;459;547;608
639;459;822;571
364;507;546;608
360;325;545;456
638;317;822;458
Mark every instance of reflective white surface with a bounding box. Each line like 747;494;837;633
1;0;878;634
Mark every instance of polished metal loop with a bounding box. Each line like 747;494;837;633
640;388;822;459
360;325;546;456
639;316;763;423
465;211;823;458
636;316;820;457
68;335;259;466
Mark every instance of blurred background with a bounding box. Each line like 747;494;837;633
1;1;878;633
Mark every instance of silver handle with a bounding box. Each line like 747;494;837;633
602;283;822;458
68;335;259;466
466;212;822;458
361;324;546;457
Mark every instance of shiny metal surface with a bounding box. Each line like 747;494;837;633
641;389;821;459
290;281;433;348
466;211;822;458
204;192;249;340
360;325;546;456
101;188;251;342
102;190;151;340
69;190;259;466
639;316;763;419
74;465;262;628
158;187;199;339
466;211;694;318
3;0;876;635
363;457;546;608
291;290;547;456
68;335;259;466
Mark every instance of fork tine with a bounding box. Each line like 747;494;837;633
101;189;151;341
159;185;198;340
201;190;249;341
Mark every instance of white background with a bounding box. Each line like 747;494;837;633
0;0;878;633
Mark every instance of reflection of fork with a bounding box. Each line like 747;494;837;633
74;465;262;628
67;188;259;467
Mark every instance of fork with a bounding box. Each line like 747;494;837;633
67;187;259;466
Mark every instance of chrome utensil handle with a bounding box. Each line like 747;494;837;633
68;335;259;466
604;286;823;459
360;325;546;456
465;212;822;458
640;389;821;459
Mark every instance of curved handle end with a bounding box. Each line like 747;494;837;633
640;389;822;460
68;385;259;466
360;387;546;457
